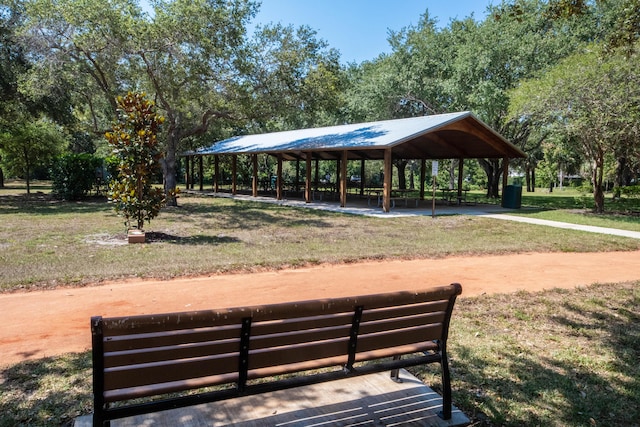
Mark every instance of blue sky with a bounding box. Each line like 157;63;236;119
253;0;495;64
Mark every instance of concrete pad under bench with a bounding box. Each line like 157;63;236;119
75;369;469;427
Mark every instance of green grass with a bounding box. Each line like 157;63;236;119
414;282;640;427
512;209;640;232
2;183;639;292
1;282;637;426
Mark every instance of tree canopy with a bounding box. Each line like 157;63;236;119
1;0;638;212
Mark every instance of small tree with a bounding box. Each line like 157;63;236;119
50;153;102;200
106;92;165;230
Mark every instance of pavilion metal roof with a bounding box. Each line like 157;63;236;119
190;111;526;161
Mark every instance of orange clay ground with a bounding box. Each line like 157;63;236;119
1;250;639;367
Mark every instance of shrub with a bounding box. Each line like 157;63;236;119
50;153;102;200
106;92;165;230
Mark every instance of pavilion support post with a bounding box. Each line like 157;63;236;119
276;154;283;200
359;159;365;196
231;155;237;195
314;159;320;191
340;151;348;207
383;148;392;212
184;156;191;190
305;153;312;203
457;158;464;200
251;154;258;197
190;155;195;190
213;155;219;193
420;159;426;200
198;156;204;191
502;157;509;205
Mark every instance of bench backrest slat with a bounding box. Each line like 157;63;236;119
104;352;239;392
104;338;241;368
103;324;241;352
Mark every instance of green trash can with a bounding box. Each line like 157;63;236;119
502;185;522;209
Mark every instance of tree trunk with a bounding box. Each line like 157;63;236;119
163;127;180;207
23;146;31;195
592;159;605;214
531;167;536;191
613;156;627;198
0;166;4;188
478;159;501;198
395;160;408;190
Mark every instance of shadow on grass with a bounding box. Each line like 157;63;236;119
421;284;640;427
169;197;337;231
0;352;92;427
0;194;112;216
146;231;240;245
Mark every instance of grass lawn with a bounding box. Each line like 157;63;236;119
1;182;639;292
1;181;639;426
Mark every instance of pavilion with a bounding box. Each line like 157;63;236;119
183;111;526;212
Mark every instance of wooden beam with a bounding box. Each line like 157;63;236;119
276;154;283;200
457;159;464;199
214;155;219;193
184;156;190;190
231;155;237;195
251;154;258;197
198;156;204;191
383;148;392;212
305;153;312;203
420;159;426;200
502;157;509;204
340;151;348;207
190;155;195;190
360;159;365;196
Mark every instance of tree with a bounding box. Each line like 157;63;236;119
19;0;345;206
106;92;165;230
344;1;594;196
0;117;65;194
50;152;102;200
509;45;640;213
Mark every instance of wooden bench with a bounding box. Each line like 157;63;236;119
91;284;462;426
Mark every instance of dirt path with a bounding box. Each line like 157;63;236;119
1;250;639;367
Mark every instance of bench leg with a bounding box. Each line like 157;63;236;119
438;353;452;420
390;355;402;383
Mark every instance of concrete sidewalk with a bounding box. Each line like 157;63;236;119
480;214;640;240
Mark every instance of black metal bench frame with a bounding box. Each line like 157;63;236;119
91;284;462;426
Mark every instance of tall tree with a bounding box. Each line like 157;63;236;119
509;45;640;212
19;0;344;205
